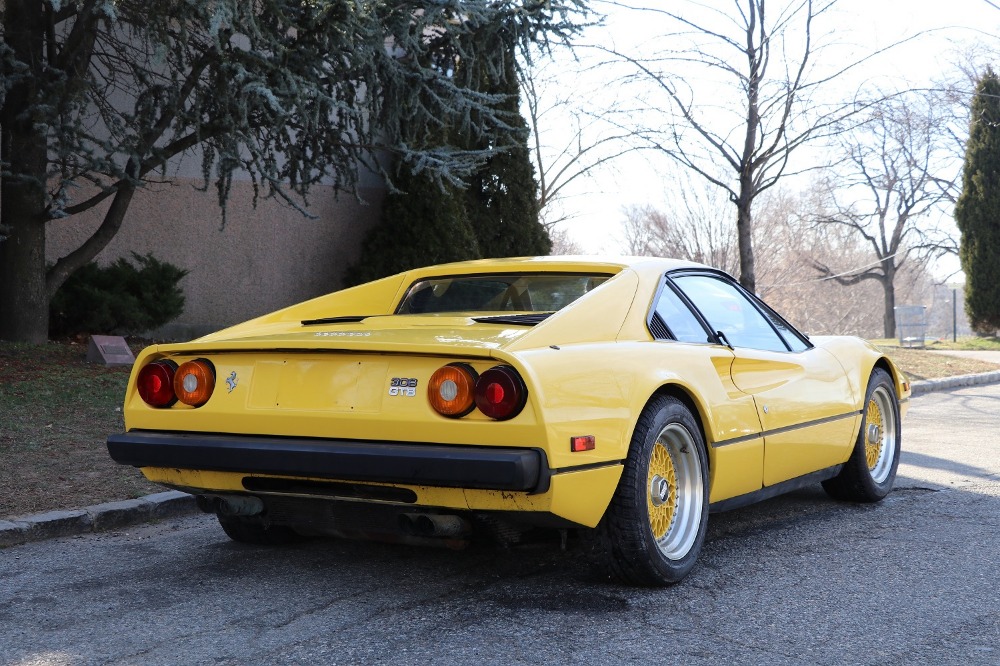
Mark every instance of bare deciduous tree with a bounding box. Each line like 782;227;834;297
621;175;737;274
517;53;637;229
622;183;933;338
757;192;933;339
811;94;959;338
591;0;912;291
547;225;587;254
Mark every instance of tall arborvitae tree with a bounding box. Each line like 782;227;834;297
462;34;550;257
0;0;585;342
343;166;480;287
955;68;1000;334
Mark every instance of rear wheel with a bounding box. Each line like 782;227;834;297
597;395;709;586
823;367;901;502
217;515;303;545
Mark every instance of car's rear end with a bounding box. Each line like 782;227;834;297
107;260;634;545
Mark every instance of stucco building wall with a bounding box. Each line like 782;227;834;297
46;178;383;340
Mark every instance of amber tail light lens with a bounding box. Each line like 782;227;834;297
475;365;527;421
137;360;178;407
428;363;478;417
173;359;216;407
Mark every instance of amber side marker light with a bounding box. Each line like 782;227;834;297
571;435;596;452
137;360;178;407
173;359;216;407
428;363;478;417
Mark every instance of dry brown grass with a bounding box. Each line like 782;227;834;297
874;345;1000;381
0;341;159;519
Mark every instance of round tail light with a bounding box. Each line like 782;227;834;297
428;363;478;417
137;360;178;407
475;365;527;421
173;359;216;407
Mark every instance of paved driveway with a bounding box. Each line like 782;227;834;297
2;385;999;666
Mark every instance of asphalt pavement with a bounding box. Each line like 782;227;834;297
2;381;1000;665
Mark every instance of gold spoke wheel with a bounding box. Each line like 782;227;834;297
865;384;897;484
648;442;679;540
645;423;704;560
865;398;884;470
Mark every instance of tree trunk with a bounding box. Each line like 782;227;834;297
736;188;756;292
0;186;49;343
0;0;50;343
881;262;897;340
737;14;760;294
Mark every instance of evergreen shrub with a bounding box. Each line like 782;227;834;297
956;68;1000;334
344;167;481;286
49;253;188;337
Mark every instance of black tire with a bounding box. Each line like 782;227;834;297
823;367;901;502
596;395;709;586
217;515;303;545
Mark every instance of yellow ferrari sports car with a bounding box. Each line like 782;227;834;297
107;256;908;585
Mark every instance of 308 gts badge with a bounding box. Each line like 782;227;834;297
389;377;418;397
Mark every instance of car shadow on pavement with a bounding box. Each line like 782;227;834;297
899;450;998;482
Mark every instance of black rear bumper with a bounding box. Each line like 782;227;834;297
107;431;549;493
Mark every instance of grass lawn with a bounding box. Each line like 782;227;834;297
2;336;999;521
869;336;1000;351
0;341;160;520
870;337;1000;380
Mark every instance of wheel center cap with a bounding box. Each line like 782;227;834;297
868;423;881;444
650;475;670;506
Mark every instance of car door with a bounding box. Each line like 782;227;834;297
648;279;764;500
670;272;860;487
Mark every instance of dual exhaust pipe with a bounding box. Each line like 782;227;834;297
196;494;263;517
198;494;470;540
398;512;470;538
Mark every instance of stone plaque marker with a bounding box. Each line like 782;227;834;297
86;335;136;367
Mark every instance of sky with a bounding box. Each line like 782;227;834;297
543;0;1000;276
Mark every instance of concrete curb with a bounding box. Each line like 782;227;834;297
0;490;198;549
3;370;1000;549
910;370;1000;396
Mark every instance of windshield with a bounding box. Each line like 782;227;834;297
396;273;612;315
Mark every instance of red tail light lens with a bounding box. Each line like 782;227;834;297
475;365;527;421
428;363;478;417
137;360;178;407
174;359;216;407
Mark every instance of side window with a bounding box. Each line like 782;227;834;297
757;301;810;352
673;274;789;352
652;283;710;343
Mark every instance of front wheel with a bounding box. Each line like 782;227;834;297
596;395;709;586
823;367;901;502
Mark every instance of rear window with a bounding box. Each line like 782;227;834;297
396;273;612;314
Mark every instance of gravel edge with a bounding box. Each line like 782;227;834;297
4;370;999;548
0;490;198;548
909;370;1000;396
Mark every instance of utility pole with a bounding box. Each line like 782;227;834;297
953;288;958;342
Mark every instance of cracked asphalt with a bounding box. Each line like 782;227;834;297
2;384;999;666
